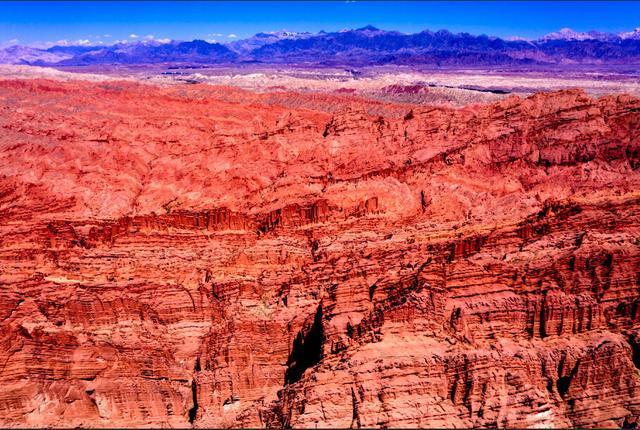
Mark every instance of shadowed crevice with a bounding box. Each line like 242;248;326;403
188;359;200;425
627;334;640;370
284;305;324;385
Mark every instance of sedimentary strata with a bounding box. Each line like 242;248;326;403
0;78;638;427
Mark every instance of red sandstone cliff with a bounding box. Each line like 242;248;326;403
0;78;639;428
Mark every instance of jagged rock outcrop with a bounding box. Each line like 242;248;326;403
0;78;639;428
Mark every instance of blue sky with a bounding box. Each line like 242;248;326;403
1;1;640;47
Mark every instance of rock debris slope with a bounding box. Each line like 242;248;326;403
0;78;639;428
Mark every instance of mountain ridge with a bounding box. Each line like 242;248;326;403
3;26;640;66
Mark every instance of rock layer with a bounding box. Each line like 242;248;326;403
0;78;639;428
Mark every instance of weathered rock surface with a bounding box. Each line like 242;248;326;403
0;78;639;428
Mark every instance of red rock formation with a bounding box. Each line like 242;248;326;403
0;78;639;428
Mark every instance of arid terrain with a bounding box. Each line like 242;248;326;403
0;64;639;428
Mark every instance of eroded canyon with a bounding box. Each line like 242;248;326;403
0;72;639;428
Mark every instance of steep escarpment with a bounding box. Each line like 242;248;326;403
0;78;638;428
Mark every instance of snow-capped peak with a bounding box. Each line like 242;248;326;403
506;36;530;42
620;28;640;40
538;27;637;42
540;28;596;41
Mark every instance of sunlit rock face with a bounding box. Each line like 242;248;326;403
0;77;639;428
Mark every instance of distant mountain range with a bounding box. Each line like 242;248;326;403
3;26;640;67
0;45;72;65
226;30;314;55
52;40;239;66
540;27;640;42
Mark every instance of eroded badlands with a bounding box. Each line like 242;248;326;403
0;76;639;428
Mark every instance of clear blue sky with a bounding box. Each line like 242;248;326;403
1;1;640;46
